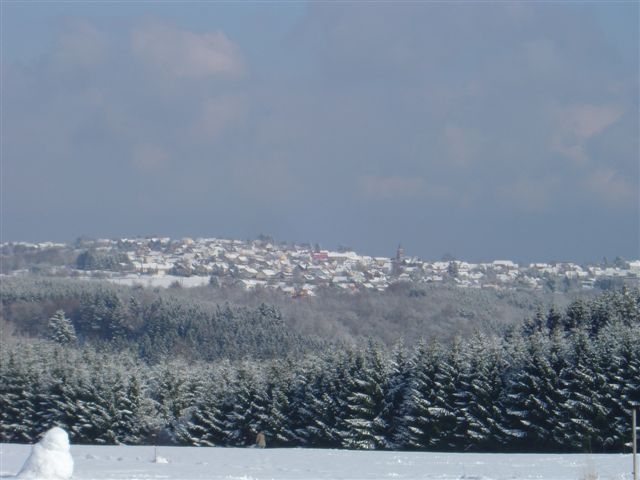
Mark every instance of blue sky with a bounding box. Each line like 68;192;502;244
2;1;638;263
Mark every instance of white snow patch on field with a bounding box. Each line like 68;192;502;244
0;444;634;480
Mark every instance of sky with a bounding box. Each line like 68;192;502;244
1;1;638;263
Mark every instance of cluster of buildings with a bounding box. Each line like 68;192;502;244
3;237;639;295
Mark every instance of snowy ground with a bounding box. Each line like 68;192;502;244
78;274;212;289
0;444;636;480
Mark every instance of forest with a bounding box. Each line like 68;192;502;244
1;277;639;453
0;276;579;356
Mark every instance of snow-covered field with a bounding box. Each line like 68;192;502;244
81;274;212;289
0;443;635;480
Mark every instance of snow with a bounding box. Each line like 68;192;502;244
0;443;635;480
13;427;73;480
95;274;211;288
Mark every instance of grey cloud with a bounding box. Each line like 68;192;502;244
584;167;637;206
131;19;244;79
294;3;637;207
51;19;108;70
3;5;638;261
357;175;427;201
131;144;170;173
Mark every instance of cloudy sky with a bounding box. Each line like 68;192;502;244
2;1;638;262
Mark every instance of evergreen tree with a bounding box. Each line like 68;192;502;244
49;310;77;345
260;360;296;447
504;331;565;451
430;339;466;450
220;365;265;446
595;321;638;451
112;373;155;444
554;328;609;452
342;343;389;449
153;364;191;428
176;388;227;446
0;353;40;442
303;349;353;448
394;340;441;450
563;299;588;332
288;359;328;447
381;342;412;449
459;333;509;451
39;366;81;439
605;323;640;449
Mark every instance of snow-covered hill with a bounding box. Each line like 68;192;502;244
0;443;634;480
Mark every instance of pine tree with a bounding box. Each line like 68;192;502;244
176;388;227;446
71;369;118;444
288;359;329;447
381;342;412;449
220;365;265;446
303;349;353;448
260;360;296;447
430;339;466;450
112;373;155;444
554;328;609;452
342;343;389;449
0;353;40;442
458;333;509;451
607;324;640;449
49;310;77;345
504;331;565;451
595;321;638;451
563;300;587;332
39;366;81;439
153;364;190;428
394;340;441;450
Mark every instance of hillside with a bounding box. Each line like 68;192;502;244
1;275;586;358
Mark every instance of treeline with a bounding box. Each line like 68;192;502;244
1;289;638;452
189;280;572;345
0;276;571;359
1;278;322;362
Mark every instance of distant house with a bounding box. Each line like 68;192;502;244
493;260;518;269
312;251;329;262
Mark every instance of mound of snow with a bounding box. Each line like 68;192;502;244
17;427;73;480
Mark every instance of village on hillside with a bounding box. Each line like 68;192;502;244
2;237;639;296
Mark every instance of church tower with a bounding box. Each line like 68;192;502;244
392;244;405;276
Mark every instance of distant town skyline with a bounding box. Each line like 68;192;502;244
2;2;638;264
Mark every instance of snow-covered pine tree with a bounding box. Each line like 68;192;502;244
287;360;318;447
563;299;588;332
429;338;466;450
341;342;389;450
553;327;610;452
220;364;266;446
39;364;81;439
112;373;156;444
608;323;640;448
306;348;355;449
393;340;440;450
49;310;77;345
380;341;412;450
66;371;109;443
287;355;341;448
152;363;191;434
458;332;509;451
176;386;227;446
0;351;40;442
595;320;638;451
259;360;297;447
504;331;565;451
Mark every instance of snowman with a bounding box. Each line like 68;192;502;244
17;427;73;480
